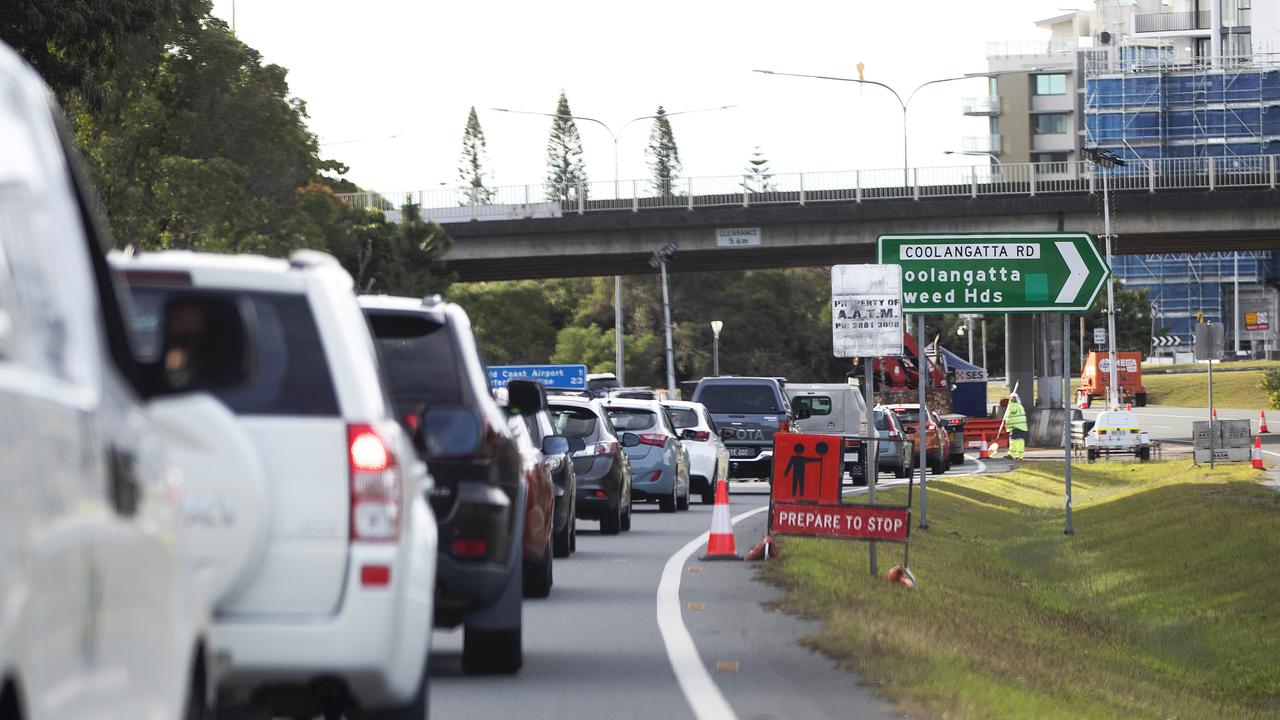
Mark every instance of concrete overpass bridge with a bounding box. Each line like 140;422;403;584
339;155;1280;281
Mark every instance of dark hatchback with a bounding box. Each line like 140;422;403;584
547;396;634;535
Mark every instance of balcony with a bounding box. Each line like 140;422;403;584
962;96;1002;116
1134;10;1210;33
961;135;1003;155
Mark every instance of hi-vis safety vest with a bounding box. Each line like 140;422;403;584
1005;402;1028;431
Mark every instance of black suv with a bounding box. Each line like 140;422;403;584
691;377;795;481
547;395;634;534
361;295;530;675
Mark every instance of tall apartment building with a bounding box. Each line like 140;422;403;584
966;0;1279;357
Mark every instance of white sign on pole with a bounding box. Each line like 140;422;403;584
1093;327;1106;345
832;265;904;358
715;227;762;248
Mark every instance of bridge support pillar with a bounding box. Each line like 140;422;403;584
1033;314;1068;447
1006;314;1035;417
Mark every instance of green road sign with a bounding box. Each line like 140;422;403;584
877;232;1110;314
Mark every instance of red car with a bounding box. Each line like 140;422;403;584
886;404;951;474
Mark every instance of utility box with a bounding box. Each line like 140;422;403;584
1192;419;1252;464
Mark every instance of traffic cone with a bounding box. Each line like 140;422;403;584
1252;436;1265;470
1126;403;1132;411
1260;410;1270;434
978;433;990;459
1212;407;1218;421
700;478;740;561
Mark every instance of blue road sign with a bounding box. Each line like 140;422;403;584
487;364;588;389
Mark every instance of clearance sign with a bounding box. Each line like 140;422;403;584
769;433;910;543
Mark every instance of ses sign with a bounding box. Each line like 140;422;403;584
831;264;904;358
877;232;1109;313
487;364;587;389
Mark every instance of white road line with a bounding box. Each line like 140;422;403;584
659;454;992;719
657;503;768;720
1263;450;1280;458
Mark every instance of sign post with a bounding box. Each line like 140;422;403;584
879;232;1110;536
831;264;904;575
1195;322;1225;468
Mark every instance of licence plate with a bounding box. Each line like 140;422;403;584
729;447;756;458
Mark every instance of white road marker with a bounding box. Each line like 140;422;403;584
658;503;767;720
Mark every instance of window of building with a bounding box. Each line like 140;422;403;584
989;77;998;97
1034;74;1068;95
989;117;999;136
1034;113;1068;134
1226;32;1252;59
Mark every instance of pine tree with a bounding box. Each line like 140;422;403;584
742;146;774;193
457;106;494;205
545;90;588;201
646;106;681;196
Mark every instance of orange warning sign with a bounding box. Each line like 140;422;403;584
771;433;843;505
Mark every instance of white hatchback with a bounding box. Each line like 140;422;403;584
113;250;438;720
663;401;730;504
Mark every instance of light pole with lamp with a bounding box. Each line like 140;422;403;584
710;320;723;376
1083;146;1125;409
754;69;1033;187
492;105;736;388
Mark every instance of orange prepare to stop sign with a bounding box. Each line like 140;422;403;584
771;433;844;505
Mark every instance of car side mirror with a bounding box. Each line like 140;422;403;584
148;294;252;397
796;406;812;420
905;426;918;434
507;378;546;415
541;434;570;456
620;432;641;448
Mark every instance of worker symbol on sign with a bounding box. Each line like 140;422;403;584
771;434;843;505
785;442;828;496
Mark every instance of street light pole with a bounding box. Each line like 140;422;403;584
492;105;735;390
1084;147;1126;409
711;320;723;376
754;69;1027;187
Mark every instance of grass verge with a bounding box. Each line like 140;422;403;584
1144;369;1264;408
765;462;1280;719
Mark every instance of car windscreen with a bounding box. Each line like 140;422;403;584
666;407;699;429
126;287;339;416
606;407;660;432
550;405;600;439
792;395;832;416
366;312;463;406
696;384;779;414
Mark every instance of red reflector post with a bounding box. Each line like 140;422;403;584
361;565;391;587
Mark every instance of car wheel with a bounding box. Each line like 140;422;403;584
1138;446;1151;462
659;484;677;513
621;498;632;531
676;487;689;511
184;655;210;720
600;499;622;535
951;452;965;465
553;514;572;558
463;626;522;675
523;542;553;598
365;652;430;720
701;486;715;504
894;460;909;479
569;516;577;553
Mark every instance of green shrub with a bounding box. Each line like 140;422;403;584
1261;368;1280;410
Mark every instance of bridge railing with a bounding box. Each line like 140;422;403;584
335;154;1279;223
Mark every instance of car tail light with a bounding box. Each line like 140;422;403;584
404;413;419;432
638;433;667;448
689;430;711;441
844;438;860;450
451;538;488;558
927;422;938;432
348;424;401;542
649;470;663;483
361;565;391;587
778;419;788;431
888;430;901;440
576;440;618;457
593;490;608;498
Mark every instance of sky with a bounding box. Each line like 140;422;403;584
210;0;1070;194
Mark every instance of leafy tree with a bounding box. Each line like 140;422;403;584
552;326;618;372
0;0;207;107
645;106;681;196
544;90;588;201
457;106;494;205
448;281;558;365
742;146;775;193
1086;285;1153;353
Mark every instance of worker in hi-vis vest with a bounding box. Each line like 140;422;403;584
1005;392;1028;460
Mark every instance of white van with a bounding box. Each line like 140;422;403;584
785;383;871;482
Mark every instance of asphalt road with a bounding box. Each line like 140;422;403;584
428;460;990;720
1081;404;1280;459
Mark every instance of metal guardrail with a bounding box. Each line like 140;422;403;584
335;154;1280;224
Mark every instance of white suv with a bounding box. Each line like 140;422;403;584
0;42;262;719
113;250;438;720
